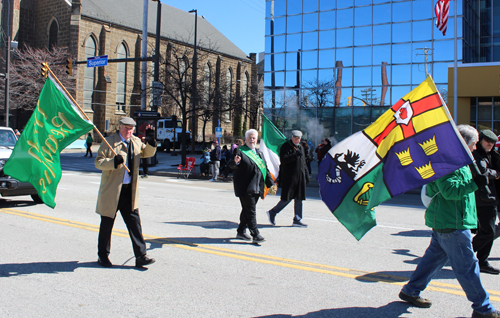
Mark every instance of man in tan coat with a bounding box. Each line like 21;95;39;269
95;117;157;268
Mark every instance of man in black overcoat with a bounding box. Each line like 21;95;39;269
229;129;274;244
472;129;500;275
267;130;310;227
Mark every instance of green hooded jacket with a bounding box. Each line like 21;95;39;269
424;165;478;230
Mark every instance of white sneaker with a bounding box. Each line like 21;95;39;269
209;178;215;182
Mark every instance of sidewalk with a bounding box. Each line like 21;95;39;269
64;143;322;187
63;143;420;193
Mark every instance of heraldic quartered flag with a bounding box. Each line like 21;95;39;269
317;76;472;240
4;74;94;208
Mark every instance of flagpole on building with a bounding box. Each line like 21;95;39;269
453;0;458;123
45;65;130;173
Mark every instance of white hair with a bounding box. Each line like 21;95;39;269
457;124;478;146
245;129;258;139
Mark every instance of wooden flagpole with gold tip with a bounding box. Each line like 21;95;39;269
41;62;130;173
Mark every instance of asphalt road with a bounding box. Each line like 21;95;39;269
0;149;499;317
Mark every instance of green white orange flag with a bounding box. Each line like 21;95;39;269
260;115;286;195
4;74;94;208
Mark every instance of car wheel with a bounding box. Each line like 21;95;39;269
31;194;43;204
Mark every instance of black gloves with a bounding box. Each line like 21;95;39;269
145;129;156;146
114;155;124;168
474;174;488;189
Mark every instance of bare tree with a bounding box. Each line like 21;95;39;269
0;45;74;115
152;41;238;163
303;78;335;108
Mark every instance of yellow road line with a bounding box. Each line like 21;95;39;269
2;207;499;302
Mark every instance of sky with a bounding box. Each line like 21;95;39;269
163;0;266;57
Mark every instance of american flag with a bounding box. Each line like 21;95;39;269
435;0;450;36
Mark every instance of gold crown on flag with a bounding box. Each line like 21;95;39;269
419;135;438;156
395;148;413;166
415;161;435;179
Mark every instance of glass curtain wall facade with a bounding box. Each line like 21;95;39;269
263;0;490;142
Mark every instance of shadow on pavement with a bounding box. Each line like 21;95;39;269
357;266;456;284
0;199;38;208
392;249;422;265
163;220;238;229
146;236;268;250
0;261;138;277
391;230;432;237
253;301;414;318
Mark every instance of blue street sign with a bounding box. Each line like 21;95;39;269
87;55;108;68
215;127;222;138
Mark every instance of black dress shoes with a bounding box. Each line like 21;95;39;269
479;263;500;275
136;255;156;268
98;256;112;268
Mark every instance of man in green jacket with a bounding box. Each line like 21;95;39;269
399;125;499;318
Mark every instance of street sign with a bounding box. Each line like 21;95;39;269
87;55;108;68
215;127;222;138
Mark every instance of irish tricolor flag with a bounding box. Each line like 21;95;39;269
260;115;286;192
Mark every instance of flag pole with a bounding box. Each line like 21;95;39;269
434;74;488;192
453;0;458;123
45;65;130;173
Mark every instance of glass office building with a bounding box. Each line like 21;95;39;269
264;0;500;142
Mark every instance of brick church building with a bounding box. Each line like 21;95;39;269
1;0;261;141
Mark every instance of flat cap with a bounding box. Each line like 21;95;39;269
119;117;136;126
291;130;302;138
480;129;497;142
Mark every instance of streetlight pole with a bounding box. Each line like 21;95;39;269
189;9;197;154
141;0;148;110
4;35;10;127
4;0;11;127
152;0;162;112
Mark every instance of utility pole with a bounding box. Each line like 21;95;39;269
415;47;434;78
189;9;197;154
4;0;11;127
141;0;148;110
152;0;162;112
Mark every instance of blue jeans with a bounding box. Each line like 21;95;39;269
402;230;494;314
269;199;303;221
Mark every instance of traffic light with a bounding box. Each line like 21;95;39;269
41;62;49;78
66;59;74;76
347;96;351;106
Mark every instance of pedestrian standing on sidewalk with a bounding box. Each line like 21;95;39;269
209;140;221;182
94;117;157;268
267;130;309;227
399;124;500;318
229;129;274;244
84;133;93;158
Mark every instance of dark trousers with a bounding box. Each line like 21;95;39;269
85;143;92;157
472;205;497;266
270;199;303;221
98;184;147;259
238;194;260;237
141;158;149;175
